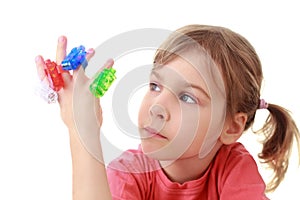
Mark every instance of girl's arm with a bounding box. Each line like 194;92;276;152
69;126;111;200
35;36;112;200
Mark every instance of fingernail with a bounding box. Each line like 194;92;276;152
87;48;94;54
106;58;114;66
35;56;41;63
58;36;65;42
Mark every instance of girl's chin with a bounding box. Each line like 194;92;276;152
140;142;179;161
140;142;162;155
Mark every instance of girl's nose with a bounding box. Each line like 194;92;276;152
149;104;170;121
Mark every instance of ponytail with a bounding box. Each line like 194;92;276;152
256;103;300;192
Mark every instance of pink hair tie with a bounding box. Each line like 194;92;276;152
259;99;268;109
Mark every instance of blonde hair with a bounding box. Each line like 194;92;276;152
154;24;300;192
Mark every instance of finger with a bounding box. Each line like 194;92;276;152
57;63;72;82
103;58;114;69
88;58;115;85
55;36;72;86
96;58;114;74
56;36;67;65
97;58;114;72
35;55;48;83
61;70;72;88
86;48;95;61
72;48;95;78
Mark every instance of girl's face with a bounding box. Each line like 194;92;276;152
138;54;218;161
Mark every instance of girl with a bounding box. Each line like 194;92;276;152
35;24;300;200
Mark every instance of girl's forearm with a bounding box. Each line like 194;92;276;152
68;127;112;200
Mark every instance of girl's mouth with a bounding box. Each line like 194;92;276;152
144;127;167;139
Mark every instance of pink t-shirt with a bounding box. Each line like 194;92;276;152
107;142;269;200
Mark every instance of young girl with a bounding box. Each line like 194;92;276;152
35;24;300;200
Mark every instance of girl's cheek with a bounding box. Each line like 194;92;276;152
137;106;144;127
138;98;150;126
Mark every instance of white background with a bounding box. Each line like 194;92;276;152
0;0;299;199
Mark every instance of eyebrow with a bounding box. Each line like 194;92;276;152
150;69;211;100
187;83;211;100
150;69;161;79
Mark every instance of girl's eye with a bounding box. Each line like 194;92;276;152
180;94;197;104
149;82;161;92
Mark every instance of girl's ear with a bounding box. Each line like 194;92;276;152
220;113;248;145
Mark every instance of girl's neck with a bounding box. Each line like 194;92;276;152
159;141;222;184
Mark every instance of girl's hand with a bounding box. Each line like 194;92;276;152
35;36;114;134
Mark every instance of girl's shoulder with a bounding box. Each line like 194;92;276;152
212;142;264;184
107;145;160;174
211;143;268;199
213;142;258;172
218;142;252;158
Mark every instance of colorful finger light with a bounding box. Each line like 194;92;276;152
44;59;64;92
36;44;116;104
61;45;87;70
89;67;116;98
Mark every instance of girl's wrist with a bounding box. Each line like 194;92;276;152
68;125;104;162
